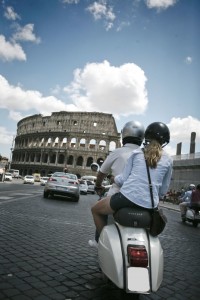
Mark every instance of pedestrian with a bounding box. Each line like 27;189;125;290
190;184;200;207
88;120;145;248
91;122;173;236
179;184;196;218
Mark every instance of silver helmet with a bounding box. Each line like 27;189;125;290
189;184;195;190
121;121;145;142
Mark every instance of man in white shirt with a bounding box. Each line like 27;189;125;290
179;184;196;218
88;120;145;247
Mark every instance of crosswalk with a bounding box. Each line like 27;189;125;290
0;190;42;203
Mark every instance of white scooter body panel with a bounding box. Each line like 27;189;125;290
98;223;163;294
186;209;195;220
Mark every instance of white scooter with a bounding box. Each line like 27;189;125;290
90;163;164;297
182;204;200;227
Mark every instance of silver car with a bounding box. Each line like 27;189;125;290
43;172;80;202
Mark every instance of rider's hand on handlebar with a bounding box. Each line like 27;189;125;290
94;185;106;196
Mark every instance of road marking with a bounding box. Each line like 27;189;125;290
0;196;13;200
0;193;40;204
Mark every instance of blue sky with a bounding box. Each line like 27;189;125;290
0;0;199;159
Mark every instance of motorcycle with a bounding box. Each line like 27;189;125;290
181;204;200;227
90;163;164;297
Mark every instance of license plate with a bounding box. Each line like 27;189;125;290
59;187;68;191
127;267;150;292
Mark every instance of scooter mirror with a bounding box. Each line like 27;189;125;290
91;163;100;172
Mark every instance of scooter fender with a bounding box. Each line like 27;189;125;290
186;209;195;220
98;224;124;288
148;234;164;291
98;224;164;293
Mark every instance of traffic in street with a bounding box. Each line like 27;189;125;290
0;180;199;300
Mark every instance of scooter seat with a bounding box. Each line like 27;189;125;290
113;207;152;228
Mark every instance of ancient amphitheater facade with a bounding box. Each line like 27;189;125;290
11;112;121;177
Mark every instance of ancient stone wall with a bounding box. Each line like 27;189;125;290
11;112;121;177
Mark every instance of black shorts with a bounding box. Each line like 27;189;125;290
110;192;142;211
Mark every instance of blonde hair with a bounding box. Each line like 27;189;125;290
144;140;163;168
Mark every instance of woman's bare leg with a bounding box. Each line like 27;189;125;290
91;196;114;235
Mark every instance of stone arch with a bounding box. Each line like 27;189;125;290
61;137;67;147
30;153;35;162
58;153;64;164
39;137;45;147
36;153;41;163
26;153;30;162
89;139;96;150
109;141;117;151
42;153;48;163
46;138;52;147
70;138;76;148
86;157;93;167
77;156;83;166
49;153;56;164
53;137;59;147
80;138;86;148
99;140;106;151
67;155;74;165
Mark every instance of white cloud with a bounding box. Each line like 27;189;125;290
0;35;26;61
12;24;41;44
168;116;200;144
0;126;14;145
64;60;148;117
4;6;20;21
8;110;24;122
87;1;116;30
0;75;77;120
146;0;177;10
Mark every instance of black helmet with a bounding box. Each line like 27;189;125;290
144;122;170;147
121;121;145;143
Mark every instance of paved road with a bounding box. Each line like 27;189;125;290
0;182;199;300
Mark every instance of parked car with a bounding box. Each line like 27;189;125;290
86;180;95;194
43;172;80;201
4;172;12;181
79;180;88;195
23;175;34;184
40;177;49;186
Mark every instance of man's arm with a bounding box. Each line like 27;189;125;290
95;171;107;187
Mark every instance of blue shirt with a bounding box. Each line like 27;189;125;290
181;190;192;203
115;148;173;209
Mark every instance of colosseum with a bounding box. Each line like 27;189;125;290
11;111;121;177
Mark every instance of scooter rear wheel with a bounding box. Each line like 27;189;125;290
192;221;198;227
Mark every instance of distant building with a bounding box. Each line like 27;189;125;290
170;132;200;191
10;111;121;177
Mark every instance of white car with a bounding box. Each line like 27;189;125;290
40;177;49;186
4;172;12;181
86;180;95;194
79;180;88;195
23;175;34;184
